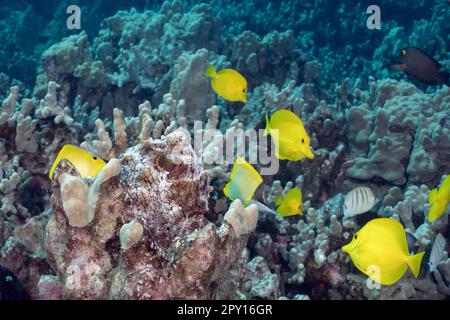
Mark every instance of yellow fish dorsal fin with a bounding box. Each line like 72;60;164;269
367;218;409;253
276;188;302;217
204;65;217;79
49;144;106;180
269;110;303;132
218;68;245;80
223;156;263;205
429;188;438;204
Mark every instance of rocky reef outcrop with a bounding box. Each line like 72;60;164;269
43;129;257;299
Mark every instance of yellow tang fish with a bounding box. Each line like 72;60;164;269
49;144;106;179
204;65;248;103
275;188;303;217
342;218;425;286
428;175;450;223
264;109;314;161
223;156;263;205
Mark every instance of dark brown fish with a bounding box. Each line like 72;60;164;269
392;47;450;86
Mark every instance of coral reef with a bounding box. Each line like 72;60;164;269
0;0;449;301
345;80;450;185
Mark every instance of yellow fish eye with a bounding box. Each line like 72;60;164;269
93;156;98;160
354;234;358;240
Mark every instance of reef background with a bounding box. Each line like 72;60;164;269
0;0;449;300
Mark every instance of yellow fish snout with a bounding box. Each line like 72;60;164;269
342;234;359;254
298;138;314;159
235;86;247;103
342;243;349;253
288;144;314;161
302;146;315;160
342;242;352;254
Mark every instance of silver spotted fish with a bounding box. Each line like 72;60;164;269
343;186;377;217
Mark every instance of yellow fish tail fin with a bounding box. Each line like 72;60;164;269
302;147;315;160
204;65;217;78
429;188;438;204
264;114;271;137
406;251;425;278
